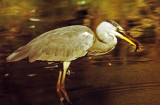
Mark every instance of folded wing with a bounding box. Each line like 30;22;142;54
6;25;95;62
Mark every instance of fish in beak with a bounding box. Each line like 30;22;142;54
117;29;140;51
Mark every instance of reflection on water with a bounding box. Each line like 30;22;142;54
0;0;160;105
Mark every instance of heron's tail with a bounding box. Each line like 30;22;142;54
6;45;30;62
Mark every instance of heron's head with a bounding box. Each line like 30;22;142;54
103;20;140;51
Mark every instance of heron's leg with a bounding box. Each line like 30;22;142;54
57;70;64;101
61;61;71;103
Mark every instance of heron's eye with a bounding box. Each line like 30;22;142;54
117;28;124;34
117;28;121;33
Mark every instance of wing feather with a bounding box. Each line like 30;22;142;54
7;25;95;62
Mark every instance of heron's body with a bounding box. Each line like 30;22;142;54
7;24;117;62
6;21;140;103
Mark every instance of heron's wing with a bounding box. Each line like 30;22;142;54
7;25;95;62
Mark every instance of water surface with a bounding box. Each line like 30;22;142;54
0;0;160;105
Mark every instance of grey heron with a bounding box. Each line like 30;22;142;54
6;20;140;103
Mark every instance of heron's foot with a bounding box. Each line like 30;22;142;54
57;84;64;102
57;85;71;103
61;85;71;104
60;97;64;102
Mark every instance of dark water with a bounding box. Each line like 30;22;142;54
0;0;160;105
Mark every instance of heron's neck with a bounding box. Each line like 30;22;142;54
96;22;117;44
88;24;117;55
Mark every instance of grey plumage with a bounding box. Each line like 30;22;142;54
7;25;95;62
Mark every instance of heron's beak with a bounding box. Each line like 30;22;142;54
117;29;140;51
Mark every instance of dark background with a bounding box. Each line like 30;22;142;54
0;0;160;105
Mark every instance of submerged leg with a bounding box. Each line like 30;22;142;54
57;70;64;101
61;61;71;103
